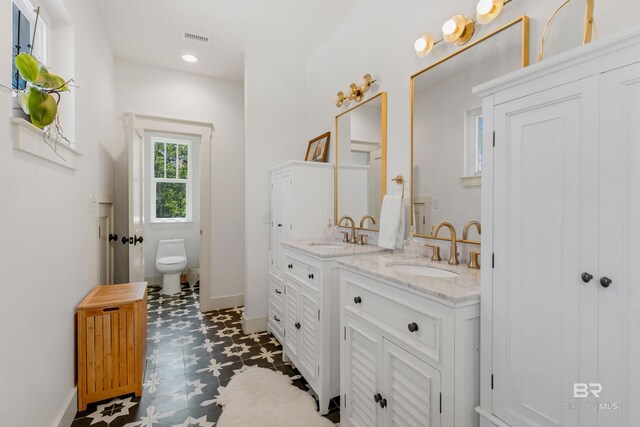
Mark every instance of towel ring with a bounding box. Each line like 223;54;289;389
391;175;405;200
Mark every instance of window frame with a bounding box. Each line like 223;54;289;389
150;136;193;223
12;0;48;66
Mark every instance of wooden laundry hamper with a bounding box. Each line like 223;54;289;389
76;283;147;411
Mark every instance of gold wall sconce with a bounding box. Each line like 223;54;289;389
476;0;504;24
414;0;513;58
442;15;476;45
335;74;377;107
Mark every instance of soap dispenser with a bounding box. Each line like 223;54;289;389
324;219;334;241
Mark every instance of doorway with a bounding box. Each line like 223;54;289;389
96;199;115;285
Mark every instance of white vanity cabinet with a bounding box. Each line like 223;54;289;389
475;30;640;427
267;161;333;343
339;263;481;427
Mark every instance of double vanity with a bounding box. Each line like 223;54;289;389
268;238;481;426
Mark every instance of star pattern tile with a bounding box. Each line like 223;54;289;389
70;284;340;426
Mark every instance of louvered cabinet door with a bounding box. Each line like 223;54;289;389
381;339;441;427
299;288;319;385
344;315;382;427
284;279;300;360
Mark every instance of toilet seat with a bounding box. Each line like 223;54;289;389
158;256;186;266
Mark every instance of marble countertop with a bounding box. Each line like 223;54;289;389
282;240;391;258
336;253;481;304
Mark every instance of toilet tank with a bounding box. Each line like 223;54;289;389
156;239;187;260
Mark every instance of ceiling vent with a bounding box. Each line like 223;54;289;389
182;31;210;45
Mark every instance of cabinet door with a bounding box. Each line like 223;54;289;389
492;78;599;427
344;316;382;427
299;288;319;385
284;279;300;360
381;339;441;427
270;173;283;278
598;63;640;427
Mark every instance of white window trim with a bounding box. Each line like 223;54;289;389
13;0;47;65
150;136;193;223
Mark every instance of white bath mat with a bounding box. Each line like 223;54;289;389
217;367;335;427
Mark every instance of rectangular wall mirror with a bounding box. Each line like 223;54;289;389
335;92;387;231
411;17;529;243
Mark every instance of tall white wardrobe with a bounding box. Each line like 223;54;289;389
475;29;640;427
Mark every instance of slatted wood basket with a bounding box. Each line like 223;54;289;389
76;283;147;411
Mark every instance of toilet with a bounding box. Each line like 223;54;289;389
156;239;187;295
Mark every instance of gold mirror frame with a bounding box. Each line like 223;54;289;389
335;91;388;231
410;16;530;244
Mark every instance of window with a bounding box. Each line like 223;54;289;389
463;106;483;181
151;138;192;222
12;0;47;91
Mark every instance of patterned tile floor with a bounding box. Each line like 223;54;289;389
71;284;340;426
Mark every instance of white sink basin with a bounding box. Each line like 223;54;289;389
309;242;348;249
385;262;460;278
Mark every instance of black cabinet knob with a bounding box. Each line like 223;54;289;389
109;233;118;242
373;393;382;403
288;264;293;269
134;235;143;245
129;237;134;244
581;272;593;283
121;236;129;245
408;322;419;333
354;296;362;304
278;224;283;227
275;289;282;294
600;276;612;288
273;315;280;322
308;273;315;279
379;398;387;408
295;322;301;330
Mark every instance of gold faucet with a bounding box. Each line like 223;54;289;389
432;221;459;265
462;220;481;241
357;215;376;245
338;215;356;244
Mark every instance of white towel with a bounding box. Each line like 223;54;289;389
378;194;405;250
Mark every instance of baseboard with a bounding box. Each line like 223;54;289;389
54;388;77;427
144;275;163;287
201;293;244;312
242;313;267;334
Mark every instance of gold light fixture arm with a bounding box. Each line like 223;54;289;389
391;175;405;200
538;0;571;62
584;0;595;44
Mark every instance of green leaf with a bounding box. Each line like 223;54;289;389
34;72;68;91
15;53;41;83
27;89;58;129
17;92;30;115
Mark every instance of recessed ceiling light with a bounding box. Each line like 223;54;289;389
182;54;198;63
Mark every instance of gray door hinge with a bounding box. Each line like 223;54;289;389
491;374;494;390
493;131;496;147
439;393;442;413
344;326;346;340
492;253;495;268
318;309;320;321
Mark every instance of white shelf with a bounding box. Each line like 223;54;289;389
11;117;81;170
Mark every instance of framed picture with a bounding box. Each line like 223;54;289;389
305;132;330;162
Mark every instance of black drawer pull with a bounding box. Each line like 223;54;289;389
581;272;593;283
600;276;612;288
273;315;280;322
379;398;387;409
278;224;283;227
108;234;118;242
374;393;382;403
408;322;419;333
275;289;282;294
103;307;120;312
354;296;362;304
295;322;301;330
308;273;315;279
288;264;293;269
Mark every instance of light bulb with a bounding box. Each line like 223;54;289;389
477;0;494;15
414;37;427;52
442;19;458;36
414;34;435;58
344;86;354;100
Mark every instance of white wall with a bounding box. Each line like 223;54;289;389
143;132;200;281
244;49;306;325
0;0;117;425
304;0;640;224
113;59;245;308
